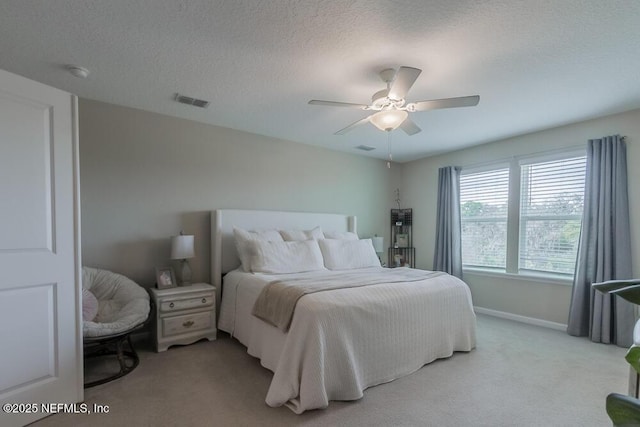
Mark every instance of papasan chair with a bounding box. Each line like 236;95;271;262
82;267;151;388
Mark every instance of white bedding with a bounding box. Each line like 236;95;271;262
219;266;477;414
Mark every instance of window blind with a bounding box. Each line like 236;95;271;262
519;156;586;274
460;167;510;269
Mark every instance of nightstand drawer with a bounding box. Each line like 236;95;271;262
160;295;213;312
162;311;213;336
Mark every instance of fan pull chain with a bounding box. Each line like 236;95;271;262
387;131;392;168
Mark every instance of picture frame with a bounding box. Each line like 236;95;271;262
395;233;409;248
155;266;177;289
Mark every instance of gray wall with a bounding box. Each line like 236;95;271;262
401;108;640;325
79;97;640;326
79;99;400;287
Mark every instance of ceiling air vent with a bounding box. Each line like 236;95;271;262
174;93;210;108
356;145;376;151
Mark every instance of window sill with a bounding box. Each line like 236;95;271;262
462;267;573;286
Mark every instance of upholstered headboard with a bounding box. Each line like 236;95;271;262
210;209;356;313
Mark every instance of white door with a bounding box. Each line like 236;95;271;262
0;69;82;426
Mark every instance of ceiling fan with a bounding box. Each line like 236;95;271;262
308;66;479;136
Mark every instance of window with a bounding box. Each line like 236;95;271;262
519;156;586;275
460;152;586;278
460;167;510;269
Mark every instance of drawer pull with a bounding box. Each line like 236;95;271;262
183;320;195;328
169;302;175;308
202;298;207;304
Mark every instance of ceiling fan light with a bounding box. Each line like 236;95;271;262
370;110;408;132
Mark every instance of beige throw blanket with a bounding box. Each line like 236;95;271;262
252;268;445;331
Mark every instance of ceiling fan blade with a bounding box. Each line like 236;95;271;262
388;66;422;100
308;100;368;109
334;116;371;135
400;118;421;135
408;95;480;111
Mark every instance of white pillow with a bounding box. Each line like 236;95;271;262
82;288;99;321
280;226;324;241
233;227;284;271
249;240;325;274
319;238;381;270
323;230;359;240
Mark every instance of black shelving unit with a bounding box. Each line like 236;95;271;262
389;208;415;268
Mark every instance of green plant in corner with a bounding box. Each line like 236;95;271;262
593;279;640;426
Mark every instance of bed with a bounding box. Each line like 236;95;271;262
211;209;476;413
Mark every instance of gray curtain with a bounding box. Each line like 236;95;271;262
567;135;634;347
433;166;462;278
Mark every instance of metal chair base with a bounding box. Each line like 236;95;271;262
83;332;140;388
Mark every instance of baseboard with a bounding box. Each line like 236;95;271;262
474;306;567;331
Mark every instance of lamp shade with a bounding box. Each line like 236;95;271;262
369;110;408;132
372;236;384;253
171;235;195;259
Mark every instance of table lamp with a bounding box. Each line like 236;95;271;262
171;232;195;286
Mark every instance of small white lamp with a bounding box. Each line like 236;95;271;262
372;235;384;263
171;232;195;286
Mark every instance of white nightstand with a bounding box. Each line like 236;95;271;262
149;283;217;352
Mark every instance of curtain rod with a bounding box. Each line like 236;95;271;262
459;144;585;170
458;135;628;170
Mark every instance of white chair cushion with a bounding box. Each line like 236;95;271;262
82;267;150;338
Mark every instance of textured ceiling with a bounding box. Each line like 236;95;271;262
1;1;640;162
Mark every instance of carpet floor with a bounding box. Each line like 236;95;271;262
32;314;628;426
